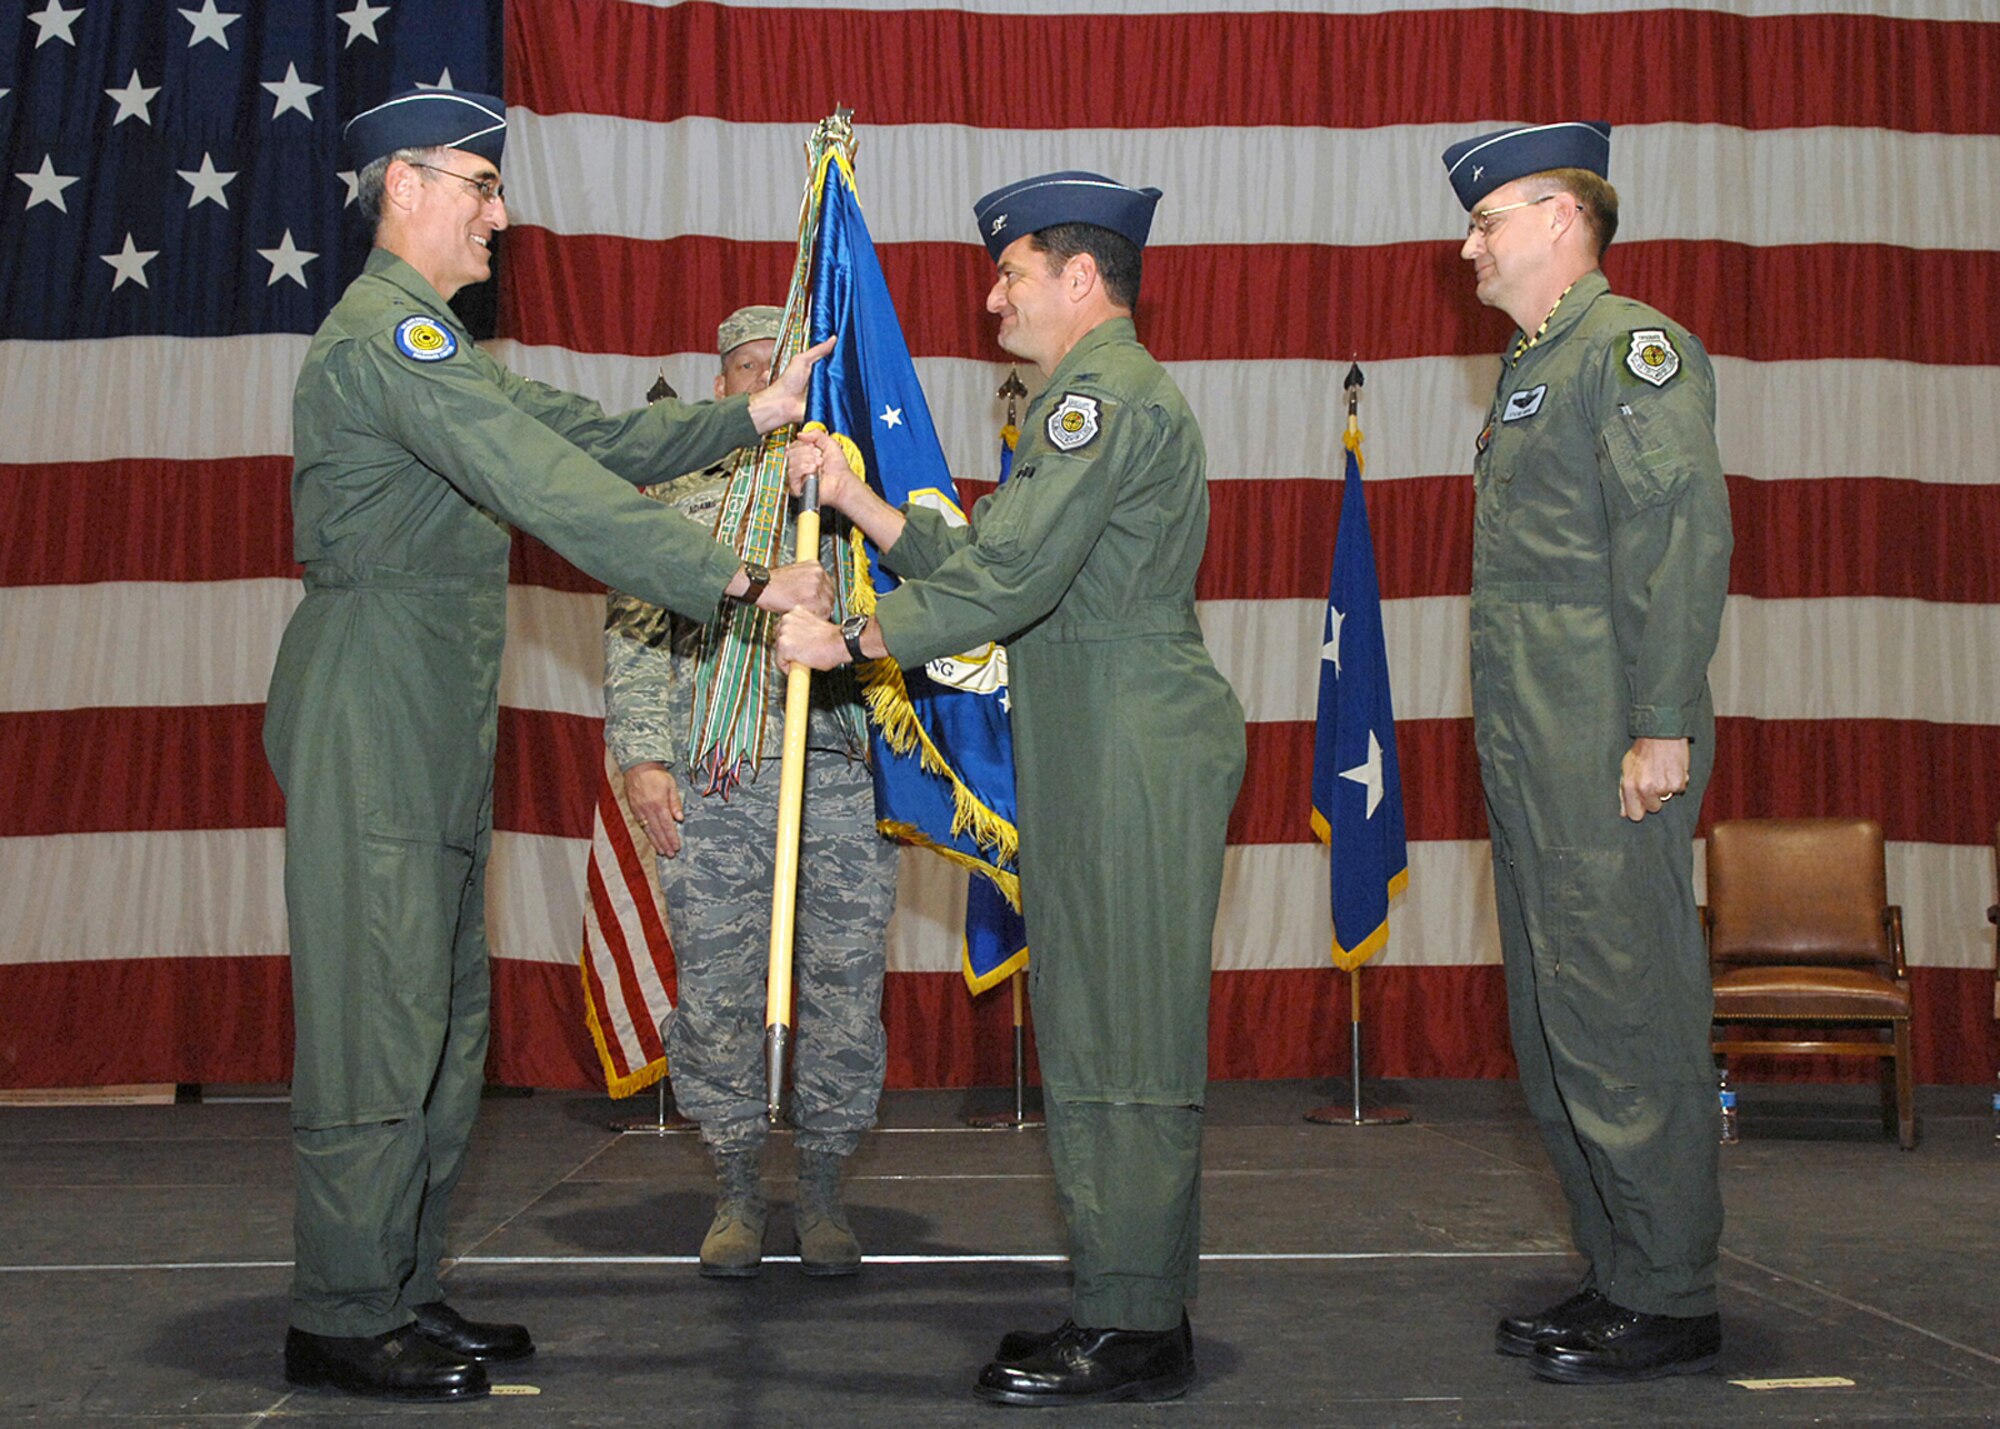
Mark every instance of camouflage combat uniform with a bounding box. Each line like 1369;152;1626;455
603;463;897;1156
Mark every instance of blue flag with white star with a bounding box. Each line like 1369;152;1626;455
0;1;503;341
804;154;1025;991
1310;428;1408;969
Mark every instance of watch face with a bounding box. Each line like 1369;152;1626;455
840;614;868;660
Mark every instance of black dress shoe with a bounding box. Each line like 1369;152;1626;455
1495;1287;1610;1357
995;1312;1191;1366
284;1325;488;1401
411;1301;535;1363
974;1318;1194;1406
1531;1306;1721;1384
994;1318;1076;1364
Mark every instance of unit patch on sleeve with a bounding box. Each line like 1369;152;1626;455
1045;392;1102;452
1502;384;1547;422
394;314;459;363
1624;329;1680;387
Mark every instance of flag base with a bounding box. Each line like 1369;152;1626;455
1304;1101;1412;1127
1305;978;1412;1127
963;976;1043;1128
610;1078;700;1135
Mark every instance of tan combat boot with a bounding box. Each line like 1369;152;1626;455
698;1150;766;1279
794;1148;862;1276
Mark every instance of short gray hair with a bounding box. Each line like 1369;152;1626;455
355;145;446;227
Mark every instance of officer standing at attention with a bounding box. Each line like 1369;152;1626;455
776;172;1246;1408
1442;122;1733;1383
603;305;897;1280
264;90;832;1403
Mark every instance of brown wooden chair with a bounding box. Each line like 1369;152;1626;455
1704;817;1915;1149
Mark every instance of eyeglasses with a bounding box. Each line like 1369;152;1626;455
410;161;505;205
1467;193;1555;237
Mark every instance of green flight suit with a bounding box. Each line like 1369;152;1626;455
264;249;753;1337
1471;269;1733;1316
875;318;1246;1331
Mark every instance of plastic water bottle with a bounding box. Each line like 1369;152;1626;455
1718;1067;1739;1145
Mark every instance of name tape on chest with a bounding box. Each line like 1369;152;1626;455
394;314;459;363
1045;392;1102;452
1502;384;1547;422
1625;328;1680;387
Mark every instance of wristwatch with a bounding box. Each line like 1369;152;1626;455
734;561;771;606
839;613;869;664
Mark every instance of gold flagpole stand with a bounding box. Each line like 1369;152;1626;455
966;969;1044;1129
1306;965;1410;1126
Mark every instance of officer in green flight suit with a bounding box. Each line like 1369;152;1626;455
776;171;1246;1409
1441;122;1733;1385
264;88;833;1404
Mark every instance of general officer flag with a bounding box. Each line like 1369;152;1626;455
1310;428;1408;969
802;153;1024;983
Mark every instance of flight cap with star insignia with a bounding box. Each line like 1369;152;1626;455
1441;121;1610;210
972;171;1163;261
343;88;508;171
716;305;783;357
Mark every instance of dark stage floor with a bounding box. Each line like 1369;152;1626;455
2;1078;1996;1426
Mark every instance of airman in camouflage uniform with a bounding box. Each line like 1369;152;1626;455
604;306;898;1279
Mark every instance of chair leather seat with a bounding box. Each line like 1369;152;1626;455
1712;966;1910;1021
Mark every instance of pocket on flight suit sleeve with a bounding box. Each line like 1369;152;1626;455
1598;403;1694;519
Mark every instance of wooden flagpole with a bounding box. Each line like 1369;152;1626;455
764;476;821;1122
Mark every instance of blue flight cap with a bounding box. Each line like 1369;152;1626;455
1441;122;1611;210
343;88;508;171
972;171;1163;262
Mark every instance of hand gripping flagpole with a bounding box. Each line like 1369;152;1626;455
1307;362;1410;1129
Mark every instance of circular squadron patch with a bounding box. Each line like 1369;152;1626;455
394;314;458;363
1045;392;1101;452
1625;328;1680;387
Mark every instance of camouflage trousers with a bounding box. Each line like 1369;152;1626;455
660;750;897;1156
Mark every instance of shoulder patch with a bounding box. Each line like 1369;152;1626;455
1045;392;1102;452
1624;329;1679;387
394;314;459;363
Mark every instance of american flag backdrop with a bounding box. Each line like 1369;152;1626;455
4;0;1997;1091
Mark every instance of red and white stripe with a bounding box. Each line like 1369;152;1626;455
4;0;1996;1092
580;748;679;1097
